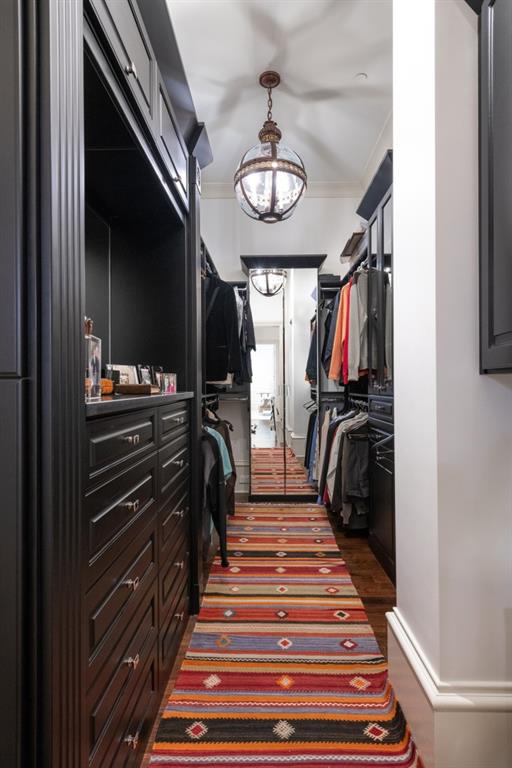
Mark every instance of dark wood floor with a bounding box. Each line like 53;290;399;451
328;512;396;657
143;506;395;765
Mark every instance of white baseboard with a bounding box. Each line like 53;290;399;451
387;609;512;768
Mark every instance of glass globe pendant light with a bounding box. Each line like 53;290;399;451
250;268;286;297
234;71;307;223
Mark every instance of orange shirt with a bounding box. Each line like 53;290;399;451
328;282;350;381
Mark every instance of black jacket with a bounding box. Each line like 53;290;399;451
205;276;242;381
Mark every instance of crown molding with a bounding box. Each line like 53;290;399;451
201;181;363;200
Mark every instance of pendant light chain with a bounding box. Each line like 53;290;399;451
267;87;273;121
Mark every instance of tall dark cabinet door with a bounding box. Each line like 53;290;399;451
480;0;512;372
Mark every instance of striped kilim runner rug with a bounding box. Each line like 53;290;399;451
251;448;316;494
150;504;420;767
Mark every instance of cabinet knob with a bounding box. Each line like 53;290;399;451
123;433;140;445
122;576;140;592
123;653;140;670
173;416;185;424
124;61;138;79
124;731;140;751
174;612;184;621
171;509;185;519
172;458;185;468
124;498;140;513
174;560;185;570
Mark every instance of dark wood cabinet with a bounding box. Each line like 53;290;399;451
84;396;192;764
480;0;512;372
0;0;208;765
368;416;395;582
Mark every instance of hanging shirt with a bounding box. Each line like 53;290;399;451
205;426;233;478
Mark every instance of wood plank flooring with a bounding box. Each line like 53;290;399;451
142;505;395;766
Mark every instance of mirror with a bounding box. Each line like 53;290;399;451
249;267;318;498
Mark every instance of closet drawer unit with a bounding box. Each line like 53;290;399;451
160;481;189;557
84;452;158;586
160;529;189;619
89;0;156;126
369;397;393;424
157;82;188;207
159;432;189;500
159;580;189;687
86;581;157;764
86;409;157;485
85;521;157;687
159;400;189;445
91;642;158;768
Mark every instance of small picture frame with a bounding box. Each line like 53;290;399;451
163;372;177;394
151;365;163;386
85;334;102;402
137;364;152;385
112;364;139;385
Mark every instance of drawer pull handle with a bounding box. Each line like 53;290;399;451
174;612;184;621
124;498;140;513
174;560;185;570
123;576;140;592
172;458;185;468
171;509;185;519
125;731;140;751
173;416;185;424
124;61;138;79
123;433;140;445
123;653;140;670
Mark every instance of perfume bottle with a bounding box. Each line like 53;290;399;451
84;317;102;403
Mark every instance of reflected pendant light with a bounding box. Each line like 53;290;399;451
234;71;307;223
250;268;286;297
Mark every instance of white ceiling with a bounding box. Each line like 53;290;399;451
167;0;392;189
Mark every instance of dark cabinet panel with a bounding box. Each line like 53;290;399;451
158;81;188;206
84;452;158;585
480;0;512;371
86;409;157;485
0;380;22;765
86;581;157;764
368;420;395;582
0;0;22;375
159;401;189;445
90;0;156;125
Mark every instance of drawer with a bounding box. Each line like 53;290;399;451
160;481;189;557
84;452;158;584
86;581;157;762
86;521;157;684
87;409;157;484
159;400;189;445
160;530;189;618
90;0;156;126
92;642;158;768
159;581;189;687
159;432;189;500
157;81;188;207
369;397;393;423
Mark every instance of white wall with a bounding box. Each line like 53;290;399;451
201;195;362;280
390;1;512;765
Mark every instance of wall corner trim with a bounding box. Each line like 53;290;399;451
387;609;512;712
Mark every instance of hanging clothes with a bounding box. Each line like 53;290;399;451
205;274;242;382
321;294;339;375
208;418;237;516
329;279;351;383
201;430;229;567
305;314;318;384
235;290;256;385
304;409;317;470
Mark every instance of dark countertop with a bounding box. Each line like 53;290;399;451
85;391;194;418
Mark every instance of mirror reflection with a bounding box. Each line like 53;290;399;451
249;267;318;498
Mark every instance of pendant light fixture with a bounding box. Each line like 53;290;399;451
234;71;307;223
250;268;286;297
